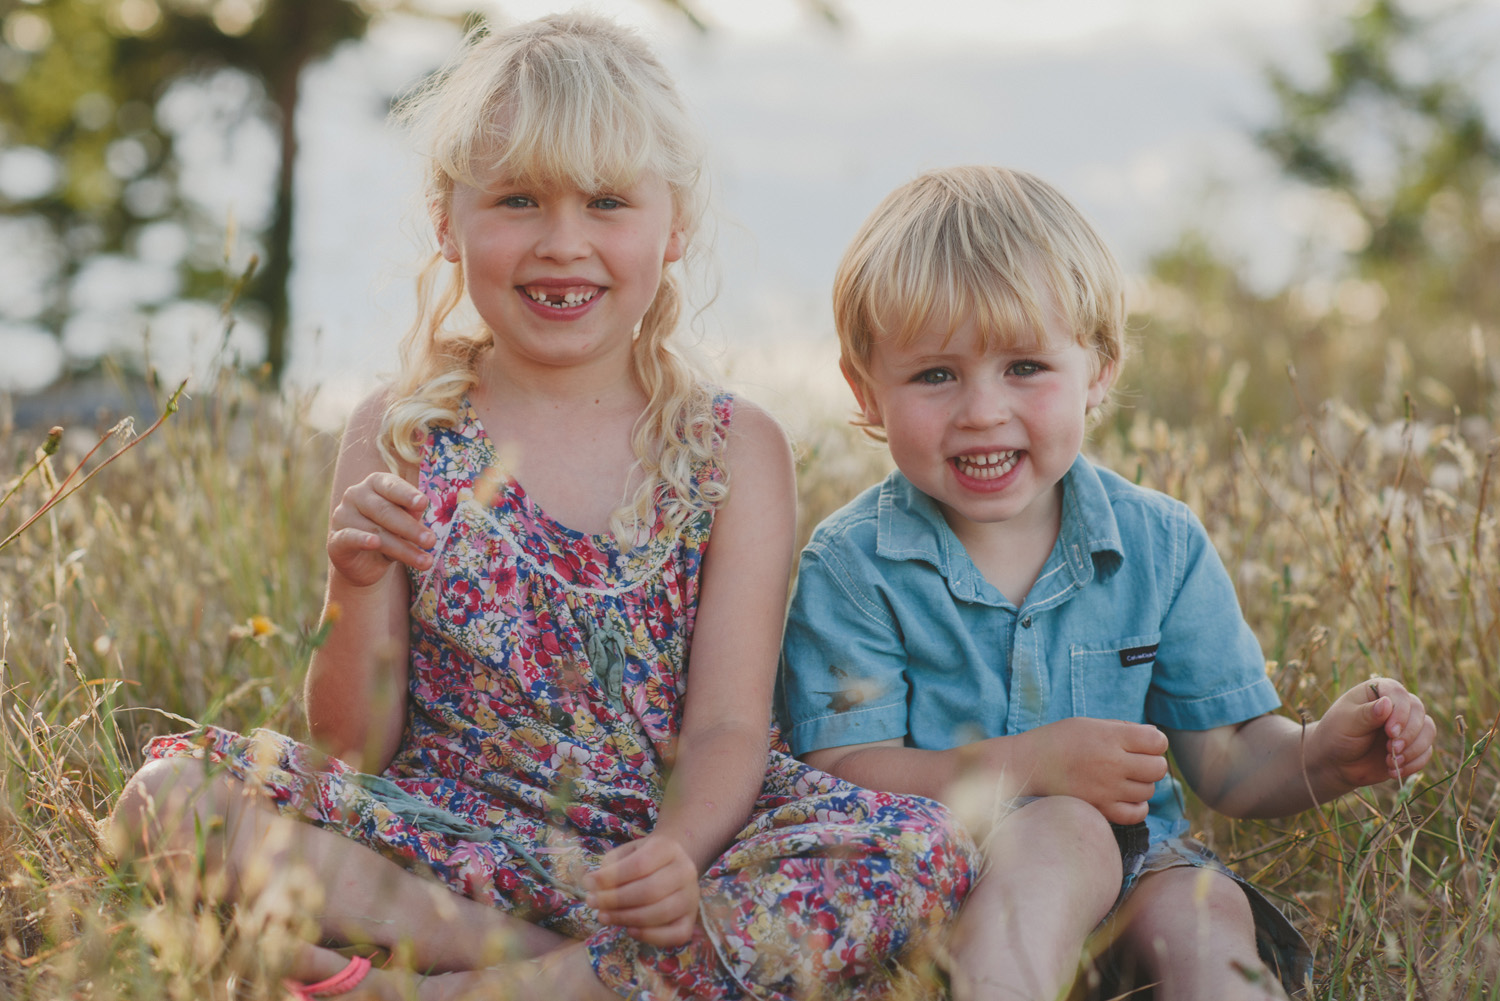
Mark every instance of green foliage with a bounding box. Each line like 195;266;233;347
1132;0;1500;434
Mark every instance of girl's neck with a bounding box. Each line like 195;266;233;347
469;354;649;538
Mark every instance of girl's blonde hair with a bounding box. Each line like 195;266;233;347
381;13;723;536
833;165;1127;433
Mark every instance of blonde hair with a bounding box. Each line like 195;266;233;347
381;13;724;536
833;165;1126;432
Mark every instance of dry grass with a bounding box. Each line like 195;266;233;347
2;348;1497;997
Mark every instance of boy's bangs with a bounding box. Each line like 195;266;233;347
876;249;1075;354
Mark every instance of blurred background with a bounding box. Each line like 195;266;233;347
3;0;1497;432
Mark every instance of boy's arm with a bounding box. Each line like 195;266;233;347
805;718;1169;830
1168;678;1435;819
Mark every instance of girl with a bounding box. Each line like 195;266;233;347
112;14;974;1001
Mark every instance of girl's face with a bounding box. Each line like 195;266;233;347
438;170;684;376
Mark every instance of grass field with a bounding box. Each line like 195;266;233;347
2;349;1497;998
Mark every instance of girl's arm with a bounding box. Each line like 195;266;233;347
1168;677;1436;819
303;390;431;772
586;401;797;946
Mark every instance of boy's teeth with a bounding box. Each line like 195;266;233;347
524;287;599;308
954;450;1019;479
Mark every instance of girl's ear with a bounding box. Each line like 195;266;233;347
841;358;883;426
433;198;460;264
663;223;685;265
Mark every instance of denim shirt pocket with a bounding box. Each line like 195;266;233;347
1069;631;1162;721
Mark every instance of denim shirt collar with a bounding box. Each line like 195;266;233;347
874;455;1124;606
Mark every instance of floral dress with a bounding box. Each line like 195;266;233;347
144;395;976;1000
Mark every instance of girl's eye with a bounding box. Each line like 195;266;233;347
1010;360;1046;377
914;368;954;385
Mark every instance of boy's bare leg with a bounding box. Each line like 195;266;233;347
949;796;1122;1001
1108;867;1287;1001
111;758;568;973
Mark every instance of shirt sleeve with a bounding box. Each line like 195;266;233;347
1145;505;1283;730
778;546;913;756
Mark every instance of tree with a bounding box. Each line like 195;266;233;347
1;0;843;386
1;0;375;384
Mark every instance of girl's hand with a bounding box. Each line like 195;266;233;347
327;472;434;587
1018;717;1169;825
585;833;700;946
1313;677;1436;789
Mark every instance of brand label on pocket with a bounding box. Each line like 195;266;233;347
1119;644;1158;667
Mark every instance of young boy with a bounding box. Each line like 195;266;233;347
779;166;1436;1001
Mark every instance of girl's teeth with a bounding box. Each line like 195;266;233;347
955;451;1019;479
525;288;598;308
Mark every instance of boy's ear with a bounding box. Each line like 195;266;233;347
1086;358;1119;410
840;358;883;426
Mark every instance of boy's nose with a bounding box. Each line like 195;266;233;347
956;386;1011;428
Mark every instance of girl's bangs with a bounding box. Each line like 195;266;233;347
480;95;661;195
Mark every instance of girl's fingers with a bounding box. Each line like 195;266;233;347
588;856;691;911
622;915;697;947
595;885;698;929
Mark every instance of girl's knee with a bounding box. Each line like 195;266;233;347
110;758;224;858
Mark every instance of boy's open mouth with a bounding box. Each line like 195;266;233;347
522;285;601;308
953;450;1019;480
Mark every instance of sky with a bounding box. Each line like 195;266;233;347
4;0;1497;409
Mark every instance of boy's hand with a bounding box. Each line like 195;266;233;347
585;833;700;946
327;472;434;587
1312;677;1435;790
1018;718;1169;825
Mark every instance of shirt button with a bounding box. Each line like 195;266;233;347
1021;616;1033;628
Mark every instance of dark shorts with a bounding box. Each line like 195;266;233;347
1099;825;1312;997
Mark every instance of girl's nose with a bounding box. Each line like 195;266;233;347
535;208;590;262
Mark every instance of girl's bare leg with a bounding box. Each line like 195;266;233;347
111;758;567;973
949;796;1122;1001
1107;867;1287;1001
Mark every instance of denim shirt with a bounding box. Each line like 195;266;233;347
778;455;1282;842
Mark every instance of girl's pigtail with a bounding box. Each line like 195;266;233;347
621;269;726;539
380;250;485;472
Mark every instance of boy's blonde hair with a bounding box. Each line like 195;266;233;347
834;165;1126;416
381;13;723;536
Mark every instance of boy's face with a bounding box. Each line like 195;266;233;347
847;309;1114;547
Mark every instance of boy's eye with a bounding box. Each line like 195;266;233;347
590;196;623;210
499;195;535;209
1009;360;1046;377
913;368;954;385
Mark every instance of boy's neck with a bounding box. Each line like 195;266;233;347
941;482;1065;607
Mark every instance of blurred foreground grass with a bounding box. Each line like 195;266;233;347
1;359;1497;999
